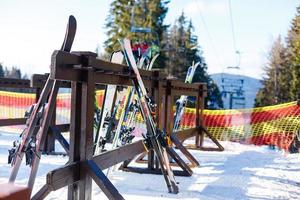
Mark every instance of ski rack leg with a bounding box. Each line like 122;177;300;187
84;160;124;200
51;126;70;155
31;184;50;200
170;134;199;167
9;78;54;183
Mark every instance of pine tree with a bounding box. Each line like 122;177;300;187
255;36;290;106
104;0;132;54
287;6;300;99
255;5;300;107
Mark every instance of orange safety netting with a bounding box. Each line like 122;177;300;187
180;102;300;150
0;90;299;150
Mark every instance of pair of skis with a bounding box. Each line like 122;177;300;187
8;16;77;195
173;62;200;132
120;38;179;193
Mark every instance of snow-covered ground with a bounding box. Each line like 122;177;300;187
0;131;300;200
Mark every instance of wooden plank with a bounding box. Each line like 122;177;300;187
174;128;198;142
50;50;161;88
84;160;124;200
168;80;200;90
54;123;70;132
46;140;146;191
172;90;198;97
47;162;80;191
0;118;26;126
50;50;82;82
92;140;146;170
31;73;71;88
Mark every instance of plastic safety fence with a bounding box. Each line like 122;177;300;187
1;90;300;150
179;101;300;150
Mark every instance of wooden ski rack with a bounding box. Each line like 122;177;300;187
3;43;223;200
29;50;191;199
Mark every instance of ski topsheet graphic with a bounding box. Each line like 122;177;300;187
120;38;179;194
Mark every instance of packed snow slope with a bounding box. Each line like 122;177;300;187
0;132;299;200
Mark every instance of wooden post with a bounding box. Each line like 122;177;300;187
78;68;95;199
68;81;82;200
198;84;205;148
195;85;201;148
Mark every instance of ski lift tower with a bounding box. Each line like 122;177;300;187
220;51;246;109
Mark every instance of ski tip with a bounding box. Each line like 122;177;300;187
69;15;76;22
110;51;124;64
67;15;77;31
61;15;77;52
194;61;200;68
68;15;77;32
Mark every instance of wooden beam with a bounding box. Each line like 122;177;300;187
45;140;146;191
92;140;146;169
0;118;26;126
47;162;80;191
68;81;82;199
50;50;162;88
54;123;70;132
174;128;198;142
31;74;71;88
78;68;95;199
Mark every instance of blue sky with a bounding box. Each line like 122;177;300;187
0;0;298;79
